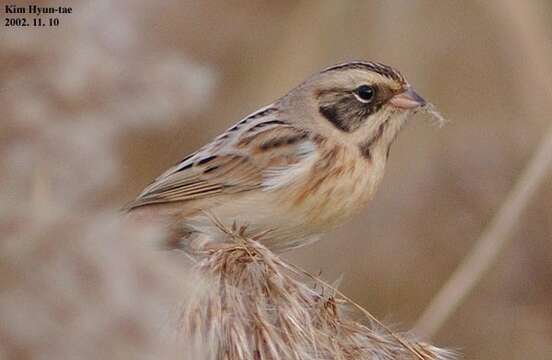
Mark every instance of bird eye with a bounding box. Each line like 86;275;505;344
354;85;376;103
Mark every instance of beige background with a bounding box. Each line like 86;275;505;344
2;1;551;359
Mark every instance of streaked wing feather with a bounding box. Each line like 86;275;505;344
126;111;316;211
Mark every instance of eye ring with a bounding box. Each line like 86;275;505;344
354;85;376;103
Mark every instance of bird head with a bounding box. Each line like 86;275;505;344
281;61;426;159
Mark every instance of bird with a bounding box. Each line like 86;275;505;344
125;61;427;252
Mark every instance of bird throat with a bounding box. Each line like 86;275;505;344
358;121;387;161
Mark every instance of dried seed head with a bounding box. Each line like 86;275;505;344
421;102;449;128
178;217;457;360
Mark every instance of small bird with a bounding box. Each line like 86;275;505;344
126;61;427;251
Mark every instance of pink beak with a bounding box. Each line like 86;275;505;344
389;87;426;109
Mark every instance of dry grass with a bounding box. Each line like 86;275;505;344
0;211;200;359
414;0;552;338
5;1;551;358
421;103;448;128
178;216;455;360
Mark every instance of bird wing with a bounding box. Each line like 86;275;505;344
125;108;316;211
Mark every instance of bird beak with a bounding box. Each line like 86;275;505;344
389;87;426;109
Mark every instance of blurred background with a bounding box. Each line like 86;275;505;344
2;1;551;359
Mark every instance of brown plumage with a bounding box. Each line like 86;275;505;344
125;61;426;251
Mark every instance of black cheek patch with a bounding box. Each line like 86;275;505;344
319;95;374;133
319;105;350;132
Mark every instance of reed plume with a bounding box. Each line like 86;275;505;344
178;218;455;360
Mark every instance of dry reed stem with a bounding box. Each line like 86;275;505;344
414;0;552;338
179;216;455;360
415;122;552;338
